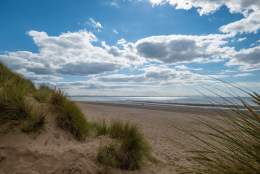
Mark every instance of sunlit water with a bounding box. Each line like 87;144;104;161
70;96;256;108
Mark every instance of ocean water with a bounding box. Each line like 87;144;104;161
70;96;255;106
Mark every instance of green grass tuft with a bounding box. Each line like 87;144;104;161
21;106;46;133
0;62;46;133
97;121;151;170
97;143;120;168
50;90;90;141
33;85;53;103
93;120;110;136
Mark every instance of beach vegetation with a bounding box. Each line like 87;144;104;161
187;92;260;174
93;120;110;136
33;85;53;103
21;105;46;133
50;89;90;141
97;121;151;170
0;62;45;133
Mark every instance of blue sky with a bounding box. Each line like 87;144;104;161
0;0;260;96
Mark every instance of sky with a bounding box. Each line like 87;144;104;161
0;0;259;96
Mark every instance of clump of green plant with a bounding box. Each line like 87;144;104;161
187;93;260;174
97;121;151;170
0;84;46;133
109;121;133;139
97;143;120;168
0;85;28;122
21;106;46;133
50;89;90;141
93;120;110;136
33;85;53;103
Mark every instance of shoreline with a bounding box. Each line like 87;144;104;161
76;101;233;115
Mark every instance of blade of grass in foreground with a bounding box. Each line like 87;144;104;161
185;92;260;174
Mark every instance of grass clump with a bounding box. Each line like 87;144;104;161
97;143;120;168
0;62;45;133
187;92;260;174
21;107;46;133
0;84;46;133
50;90;90;141
93;120;110;136
97;121;151;170
33;85;53;103
0;85;28;121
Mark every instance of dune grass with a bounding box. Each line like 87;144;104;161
50;89;90;141
187;93;260;174
97;121;151;170
33;85;53;103
21;105;46;133
92;120;110;136
0;62;45;133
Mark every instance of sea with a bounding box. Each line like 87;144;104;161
70;96;257;109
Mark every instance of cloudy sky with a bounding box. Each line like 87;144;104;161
0;0;259;96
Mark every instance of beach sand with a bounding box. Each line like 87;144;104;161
77;102;220;173
0;102;220;174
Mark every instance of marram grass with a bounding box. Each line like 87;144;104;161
97;121;151;170
50;89;90;141
187;93;260;174
0;62;45;133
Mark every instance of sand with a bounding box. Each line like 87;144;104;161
78;102;220;173
0;102;220;174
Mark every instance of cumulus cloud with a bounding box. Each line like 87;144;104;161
135;34;234;63
149;0;260;35
149;0;260;15
220;11;260;35
0;30;140;83
227;46;260;71
0;29;258;94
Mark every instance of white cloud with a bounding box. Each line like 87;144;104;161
227;45;260;71
0;30;141;83
88;18;103;32
237;37;247;42
149;0;260;15
135;34;234;63
220;11;260;35
0;29;258;95
149;0;260;35
113;29;119;34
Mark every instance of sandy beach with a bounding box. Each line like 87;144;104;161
0;102;220;174
77;102;220;173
